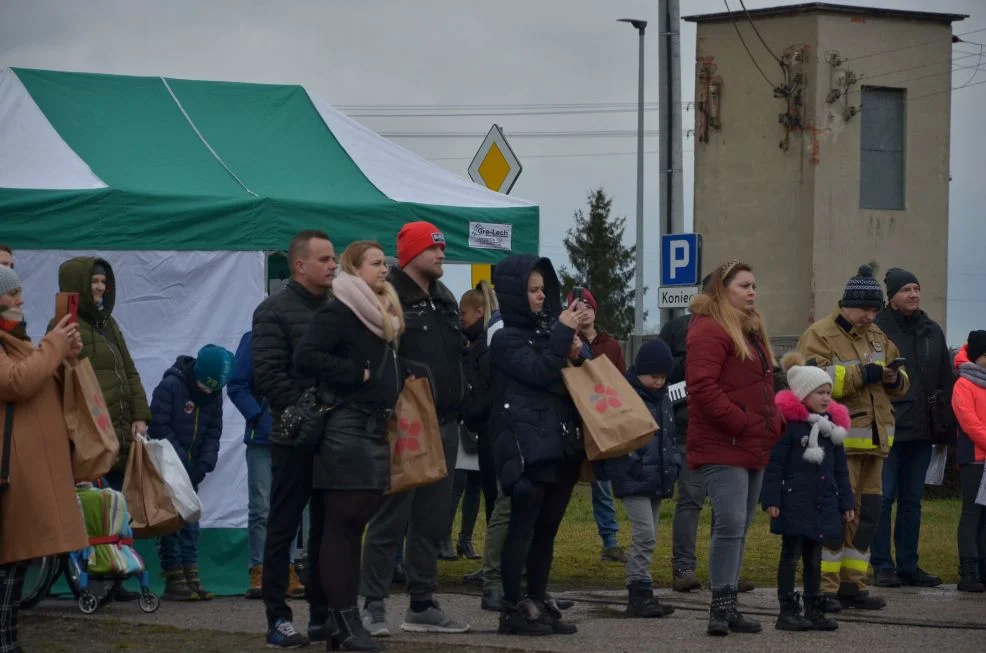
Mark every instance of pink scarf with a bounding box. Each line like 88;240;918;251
332;271;400;341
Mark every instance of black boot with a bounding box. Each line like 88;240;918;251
804;595;839;631
457;539;481;560
535;597;578;634
438;539;458;561
838;590;886;611
958;557;985;593
774;591;812;631
626;580;674;618
498;598;552;636
820;593;842;613
726;587;762;634
330;608;382;651
707;589;731;636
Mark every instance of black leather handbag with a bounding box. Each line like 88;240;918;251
280;388;338;453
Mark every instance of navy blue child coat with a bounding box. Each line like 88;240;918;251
761;391;855;542
148;356;224;486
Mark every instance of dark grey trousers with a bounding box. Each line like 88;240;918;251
360;421;459;603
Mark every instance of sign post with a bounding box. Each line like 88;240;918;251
467;124;522;286
659;234;702;309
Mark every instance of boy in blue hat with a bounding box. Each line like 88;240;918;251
595;339;681;618
149;344;234;602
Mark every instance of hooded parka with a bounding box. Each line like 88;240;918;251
489;255;583;495
50;257;151;469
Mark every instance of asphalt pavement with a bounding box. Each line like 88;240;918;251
30;583;986;652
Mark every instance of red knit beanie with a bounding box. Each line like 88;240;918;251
398;221;446;268
565;287;598;312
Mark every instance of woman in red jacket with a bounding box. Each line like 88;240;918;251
685;261;781;637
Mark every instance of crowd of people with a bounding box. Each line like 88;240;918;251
0;229;984;651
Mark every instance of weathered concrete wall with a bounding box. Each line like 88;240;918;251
692;10;952;337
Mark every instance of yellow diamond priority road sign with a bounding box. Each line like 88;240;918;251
468;124;522;194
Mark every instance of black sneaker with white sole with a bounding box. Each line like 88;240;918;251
266;619;309;648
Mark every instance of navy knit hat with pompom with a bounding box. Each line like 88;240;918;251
840;264;884;309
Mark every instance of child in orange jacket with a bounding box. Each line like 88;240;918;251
953;330;986;592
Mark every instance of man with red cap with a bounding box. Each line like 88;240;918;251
360;221;470;636
565;287;629;563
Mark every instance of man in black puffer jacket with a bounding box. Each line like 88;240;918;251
254;230;335;649
872;268;954;589
359;222;470;637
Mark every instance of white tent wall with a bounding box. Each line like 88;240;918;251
17;250;265;528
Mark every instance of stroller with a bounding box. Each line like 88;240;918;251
68;483;160;614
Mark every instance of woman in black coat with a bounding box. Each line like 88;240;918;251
294;241;404;651
489;254;589;637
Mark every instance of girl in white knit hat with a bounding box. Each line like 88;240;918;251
761;353;855;633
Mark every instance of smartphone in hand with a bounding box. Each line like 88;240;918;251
887;357;906;370
55;292;80;325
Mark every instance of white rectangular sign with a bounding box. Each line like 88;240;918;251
658;285;699;309
468;221;512;250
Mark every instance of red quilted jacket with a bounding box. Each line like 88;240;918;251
685;312;782;470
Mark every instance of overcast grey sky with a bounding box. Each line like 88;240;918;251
1;0;982;342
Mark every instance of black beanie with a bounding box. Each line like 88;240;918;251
91;262;108;277
968;331;986;362
841;264;884;309
884;267;920;300
635;339;673;376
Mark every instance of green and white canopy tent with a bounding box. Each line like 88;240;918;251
1;67;538;594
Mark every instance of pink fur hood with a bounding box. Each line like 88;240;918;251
775;390;851;429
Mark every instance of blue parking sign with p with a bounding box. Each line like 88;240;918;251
661;234;702;287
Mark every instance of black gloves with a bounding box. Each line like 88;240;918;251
861;363;884;384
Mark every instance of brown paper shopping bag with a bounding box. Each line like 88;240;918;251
385;378;447;495
123;435;183;538
63;358;120;482
562;356;659;461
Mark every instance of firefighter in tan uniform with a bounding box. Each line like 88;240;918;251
798;265;909;611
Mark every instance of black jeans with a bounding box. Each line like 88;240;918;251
263;444;328;629
958;464;986;559
501;462;580;604
450;470;481;542
320;490;384;610
778;534;822;596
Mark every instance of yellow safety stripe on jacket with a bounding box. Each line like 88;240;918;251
821;548;842;574
843;427;895;451
829;365;848;399
842;548;871;572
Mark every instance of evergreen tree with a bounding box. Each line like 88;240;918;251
559;188;640;340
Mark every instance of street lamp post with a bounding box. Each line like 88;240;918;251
618;18;647;352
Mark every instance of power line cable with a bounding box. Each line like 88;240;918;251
955;43;984;89
844;26;986;62
428;149;666;161
722;0;779;90
738;0;783;63
378;129;662;139
858;50;981;84
348;106;665;118
336;101;662;111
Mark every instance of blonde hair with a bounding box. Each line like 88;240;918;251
692;261;776;365
340;241;405;342
461;280;499;329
